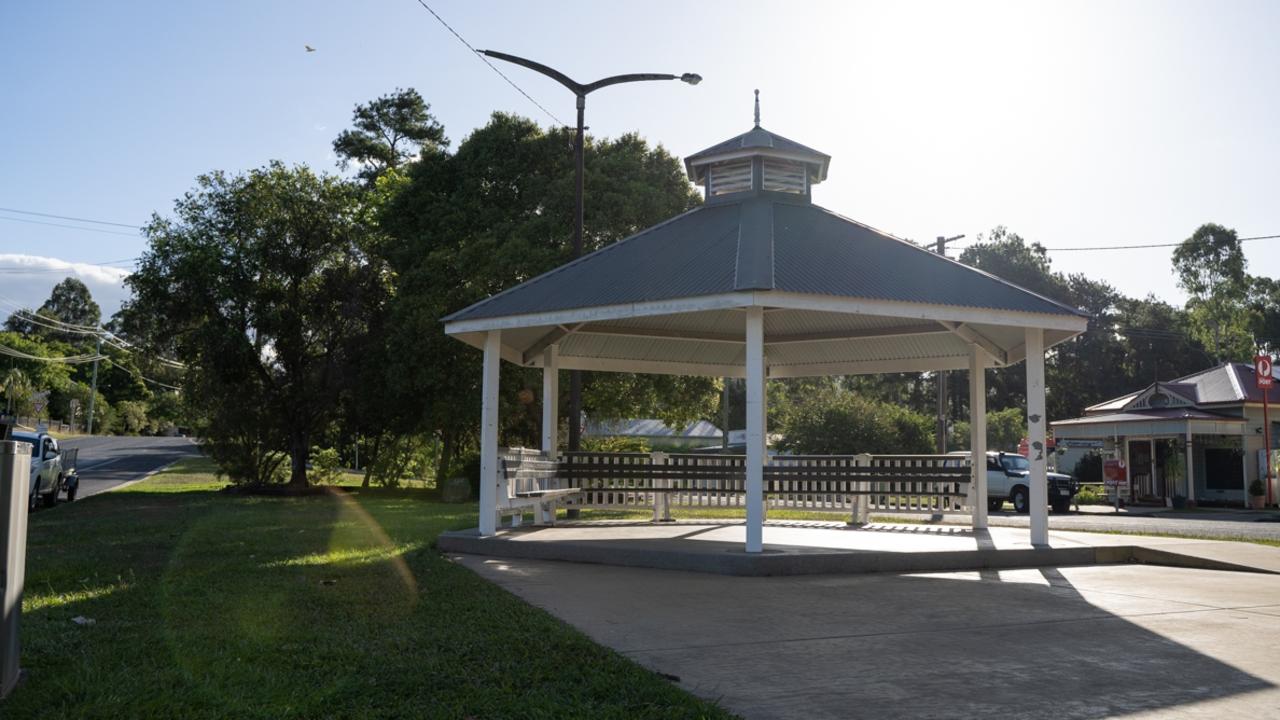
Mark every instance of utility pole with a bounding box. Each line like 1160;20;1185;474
933;234;965;453
86;334;101;435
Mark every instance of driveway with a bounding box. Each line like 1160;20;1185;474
457;555;1280;719
58;435;199;499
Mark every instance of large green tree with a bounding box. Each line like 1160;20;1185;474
375;111;716;479
333;88;447;185
1172;223;1257;361
128;162;387;486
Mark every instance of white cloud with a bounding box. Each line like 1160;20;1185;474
0;254;132;320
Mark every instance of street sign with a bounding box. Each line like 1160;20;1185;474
1258;355;1274;389
1103;459;1127;487
1057;439;1104;450
31;391;49;416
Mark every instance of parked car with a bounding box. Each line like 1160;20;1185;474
10;431;78;509
947;451;1077;514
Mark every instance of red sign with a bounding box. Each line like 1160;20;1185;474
1103;459;1127;487
1257;355;1274;389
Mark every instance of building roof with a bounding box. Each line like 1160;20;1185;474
444;193;1087;324
586;419;723;439
684;125;831;183
1083;362;1280;414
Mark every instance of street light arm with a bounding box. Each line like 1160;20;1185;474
581;73;680;95
479;50;585;95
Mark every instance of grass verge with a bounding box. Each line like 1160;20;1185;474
7;457;733;719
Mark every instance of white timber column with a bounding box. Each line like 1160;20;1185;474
969;345;988;530
745;306;765;553
1025;327;1049;545
1184;430;1195;505
478;330;502;536
541;346;559;458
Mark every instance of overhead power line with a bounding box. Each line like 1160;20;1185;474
1043;234;1280;252
410;0;566;126
0;343;105;364
0;214;140;237
0;206;140;229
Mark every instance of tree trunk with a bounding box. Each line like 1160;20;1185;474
436;431;454;485
361;434;382;489
288;431;309;487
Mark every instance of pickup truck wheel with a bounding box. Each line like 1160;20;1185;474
43;484;59;508
1011;486;1030;514
987;497;1004;513
29;487;39;512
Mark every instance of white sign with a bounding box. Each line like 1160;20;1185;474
31;390;50;415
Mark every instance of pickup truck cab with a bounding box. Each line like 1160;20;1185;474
948;451;1077;514
11;430;77;509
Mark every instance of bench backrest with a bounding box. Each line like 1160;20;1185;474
500;448;563;497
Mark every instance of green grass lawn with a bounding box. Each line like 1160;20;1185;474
7;458;733;720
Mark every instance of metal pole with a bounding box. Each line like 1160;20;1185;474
1;439;31;698
567;96;586;456
86;334;101;435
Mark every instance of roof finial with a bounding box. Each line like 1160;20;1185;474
753;89;760;128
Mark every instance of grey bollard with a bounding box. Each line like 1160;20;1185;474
1;440;31;699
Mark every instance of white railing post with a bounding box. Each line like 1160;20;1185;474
650;451;670;522
851;453;872;524
478;331;502;536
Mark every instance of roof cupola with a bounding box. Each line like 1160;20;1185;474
684;90;831;201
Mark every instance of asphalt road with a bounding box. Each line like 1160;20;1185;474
58;435;200;500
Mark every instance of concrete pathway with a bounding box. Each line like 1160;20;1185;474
455;553;1280;719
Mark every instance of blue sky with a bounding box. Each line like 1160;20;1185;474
2;0;1277;317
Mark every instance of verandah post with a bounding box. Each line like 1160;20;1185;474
1025;327;1048;545
478;330;502;536
745;306;765;553
969;344;988;530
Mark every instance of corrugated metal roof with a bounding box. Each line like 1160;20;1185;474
684;126;830;168
1055;408;1244;426
445;193;1086;324
586;419;723;439
1081;362;1280;414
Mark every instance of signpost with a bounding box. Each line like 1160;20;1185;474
1257;354;1274;507
1104;458;1128;511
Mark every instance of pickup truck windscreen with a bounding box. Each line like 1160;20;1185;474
1000;455;1031;472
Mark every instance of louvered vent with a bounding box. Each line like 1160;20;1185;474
762;158;807;194
708;159;753;196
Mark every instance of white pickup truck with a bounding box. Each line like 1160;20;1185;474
11;430;79;510
949;451;1077;514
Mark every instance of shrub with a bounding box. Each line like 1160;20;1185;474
581;435;651;454
310;446;343;485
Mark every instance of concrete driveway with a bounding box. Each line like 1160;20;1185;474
456;555;1280;719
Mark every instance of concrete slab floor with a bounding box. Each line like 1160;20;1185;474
453;555;1280;720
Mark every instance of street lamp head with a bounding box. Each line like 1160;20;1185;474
680;73;702;86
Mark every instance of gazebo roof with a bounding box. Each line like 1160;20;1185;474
444;193;1085;324
444;117;1089;379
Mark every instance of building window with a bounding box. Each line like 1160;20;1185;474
1204;448;1243;490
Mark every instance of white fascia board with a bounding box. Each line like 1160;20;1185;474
556;355;746;378
443;293;757;335
445;291;1089;336
755;292;1089;333
767;354;983;379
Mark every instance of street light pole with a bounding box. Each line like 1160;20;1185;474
480;50;701;454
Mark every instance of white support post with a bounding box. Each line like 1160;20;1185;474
478;331;502;536
1025;328;1048;545
541;346;559;458
1185;430;1195;505
969;345;988;530
745;306;765;553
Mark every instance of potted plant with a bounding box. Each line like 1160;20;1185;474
1249;478;1266;510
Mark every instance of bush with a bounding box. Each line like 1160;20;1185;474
1073;452;1103;483
1075;485;1108;505
778;390;933;455
581;435;651;454
310;446;343;485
